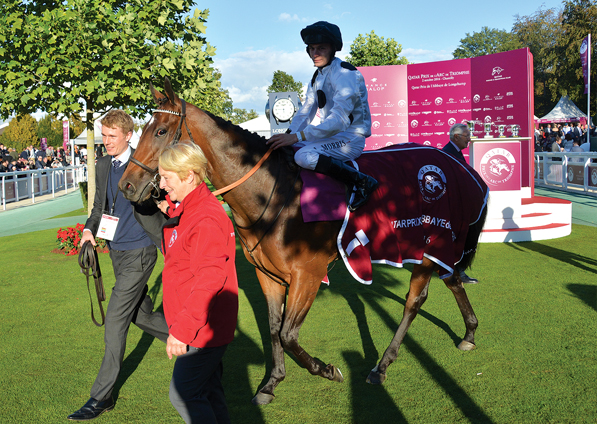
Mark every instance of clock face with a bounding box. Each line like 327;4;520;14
272;98;295;122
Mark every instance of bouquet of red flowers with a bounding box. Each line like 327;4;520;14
56;223;107;256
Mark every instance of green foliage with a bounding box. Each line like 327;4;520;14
345;31;408;67
0;1;223;120
513;6;563;117
552;0;597;116
0;114;38;152
453;26;523;59
228;108;259;125
37;115;66;148
267;70;304;101
0;0;228;210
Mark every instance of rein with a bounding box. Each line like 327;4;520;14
78;241;106;327
129;98;273;199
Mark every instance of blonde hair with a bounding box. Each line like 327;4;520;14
101;110;134;134
159;142;207;182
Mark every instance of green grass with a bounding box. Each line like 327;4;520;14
1;225;596;423
50;207;87;219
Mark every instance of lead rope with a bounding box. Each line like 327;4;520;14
78;241;106;327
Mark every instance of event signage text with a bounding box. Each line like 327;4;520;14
358;48;533;160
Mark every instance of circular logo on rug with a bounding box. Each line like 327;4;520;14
418;165;447;202
591;169;597;185
479;148;516;186
568;168;574;182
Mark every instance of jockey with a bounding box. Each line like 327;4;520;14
267;21;379;212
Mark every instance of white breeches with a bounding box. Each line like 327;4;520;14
294;132;366;170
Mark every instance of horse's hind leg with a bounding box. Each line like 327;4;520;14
367;259;434;385
252;271;287;406
443;273;478;351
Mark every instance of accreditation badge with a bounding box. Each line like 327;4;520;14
97;214;120;241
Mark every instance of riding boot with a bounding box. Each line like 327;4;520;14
314;155;379;212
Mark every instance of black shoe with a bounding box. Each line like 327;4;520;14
67;397;115;421
349;175;379;212
314;155;379;212
459;271;479;284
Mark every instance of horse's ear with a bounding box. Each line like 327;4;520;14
163;77;180;106
150;82;166;106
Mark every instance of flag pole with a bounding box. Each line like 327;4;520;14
588;33;591;145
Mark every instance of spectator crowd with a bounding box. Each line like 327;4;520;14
0;142;86;172
534;122;596;153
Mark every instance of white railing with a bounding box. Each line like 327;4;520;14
1;166;87;210
534;152;597;195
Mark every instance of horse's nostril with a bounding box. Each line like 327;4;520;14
124;182;136;194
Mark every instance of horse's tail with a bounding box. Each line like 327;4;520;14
458;203;488;271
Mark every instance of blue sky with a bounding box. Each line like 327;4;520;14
201;0;565;114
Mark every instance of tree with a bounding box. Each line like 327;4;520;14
0;1;224;214
267;71;304;101
228;108;259;125
37;115;65;148
345;31;408;67
552;0;597;117
453;27;523;59
513;6;563;117
0;114;38;152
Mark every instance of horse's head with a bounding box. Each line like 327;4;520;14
119;78;184;203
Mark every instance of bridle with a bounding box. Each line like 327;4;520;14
128;99;196;198
129;96;293;288
128;98;273;199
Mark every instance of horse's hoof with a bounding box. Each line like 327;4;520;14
458;340;476;351
251;392;275;406
366;370;386;385
330;365;344;383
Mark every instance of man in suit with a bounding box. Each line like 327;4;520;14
68;110;168;421
442;123;480;285
573;122;583;144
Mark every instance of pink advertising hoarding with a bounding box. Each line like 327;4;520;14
407;58;472;153
470;49;531;139
359;48;532;152
358;65;408;150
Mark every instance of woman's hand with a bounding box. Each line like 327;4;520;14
166;334;188;359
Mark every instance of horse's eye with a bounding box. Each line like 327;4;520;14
156;129;167;137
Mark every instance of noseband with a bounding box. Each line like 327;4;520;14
128;99;195;198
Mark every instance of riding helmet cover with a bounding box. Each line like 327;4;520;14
301;21;343;52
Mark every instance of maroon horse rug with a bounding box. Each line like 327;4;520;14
300;143;489;284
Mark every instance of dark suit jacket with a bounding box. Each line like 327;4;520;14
85;151;165;247
442;141;465;163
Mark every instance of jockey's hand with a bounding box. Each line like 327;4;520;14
266;133;298;150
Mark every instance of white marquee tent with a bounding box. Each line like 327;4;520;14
536;96;587;123
239;115;270;138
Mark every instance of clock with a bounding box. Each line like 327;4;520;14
272;97;295;124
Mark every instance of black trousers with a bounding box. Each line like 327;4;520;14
169;344;230;424
90;245;169;401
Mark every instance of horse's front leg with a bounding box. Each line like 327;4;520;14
444;272;478;351
280;272;344;383
252;271;287;406
367;260;434;385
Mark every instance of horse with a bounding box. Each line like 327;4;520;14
119;78;488;405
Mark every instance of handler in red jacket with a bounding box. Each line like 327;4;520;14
158;142;238;424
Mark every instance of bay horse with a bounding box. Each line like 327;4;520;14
119;78;487;405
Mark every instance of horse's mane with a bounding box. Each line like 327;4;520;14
201;109;296;165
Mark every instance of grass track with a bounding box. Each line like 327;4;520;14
0;224;595;423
